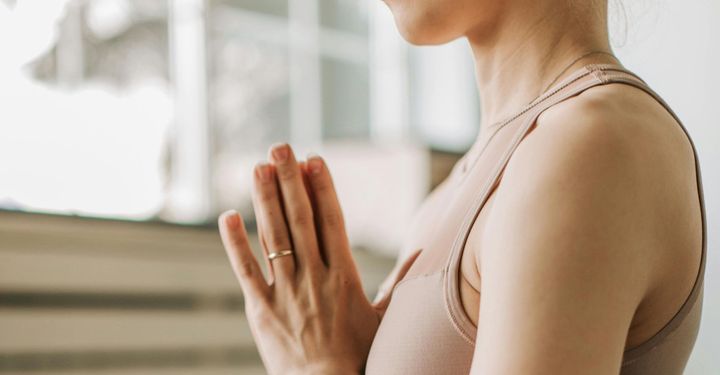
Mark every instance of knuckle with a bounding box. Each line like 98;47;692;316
329;269;351;287
252;292;271;308
229;233;247;249
248;303;273;327
268;230;289;248
301;271;320;291
276;165;298;181
289;209;313;227
237;259;256;278
302;260;326;281
312;179;332;192
321;210;343;228
257;188;277;204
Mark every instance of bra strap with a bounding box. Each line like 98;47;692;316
443;64;707;348
443;65;611;344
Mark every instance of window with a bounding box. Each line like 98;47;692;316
1;0;478;253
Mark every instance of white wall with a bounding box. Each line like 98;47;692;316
410;39;480;153
611;1;719;373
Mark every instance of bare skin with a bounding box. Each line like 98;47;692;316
457;82;701;374
219;145;420;374
219;0;703;373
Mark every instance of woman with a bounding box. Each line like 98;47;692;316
218;0;706;373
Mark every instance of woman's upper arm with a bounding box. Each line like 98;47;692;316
470;105;653;375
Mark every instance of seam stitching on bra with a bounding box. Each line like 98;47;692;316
443;104;544;344
456;66;599;185
442;268;477;346
391;270;444;292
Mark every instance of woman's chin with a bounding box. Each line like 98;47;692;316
394;20;460;46
389;7;465;46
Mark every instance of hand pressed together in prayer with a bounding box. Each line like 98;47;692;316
218;143;420;375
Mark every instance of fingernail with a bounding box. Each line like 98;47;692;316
306;153;322;175
271;143;289;163
255;162;271;182
223;210;240;229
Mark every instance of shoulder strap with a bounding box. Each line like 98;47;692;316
442;64;707;347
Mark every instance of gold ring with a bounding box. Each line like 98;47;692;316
267;249;293;260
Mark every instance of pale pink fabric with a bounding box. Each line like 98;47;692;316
365;65;707;375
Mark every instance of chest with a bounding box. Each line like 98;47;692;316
364;149;503;375
399;151;495;287
396;134;510;328
393;117;535;328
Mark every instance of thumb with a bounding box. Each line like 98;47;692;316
372;249;422;313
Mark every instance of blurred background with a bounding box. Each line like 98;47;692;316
0;0;717;373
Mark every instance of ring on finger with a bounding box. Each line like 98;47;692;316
267;249;293;261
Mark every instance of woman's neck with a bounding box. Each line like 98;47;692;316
467;1;614;129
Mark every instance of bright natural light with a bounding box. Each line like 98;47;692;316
0;0;171;219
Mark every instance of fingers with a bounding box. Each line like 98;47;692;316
218;210;270;299
304;153;353;269
251;191;275;284
268;143;323;272
298;161;315;209
252;162;296;281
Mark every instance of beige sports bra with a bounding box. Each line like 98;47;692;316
365;64;707;375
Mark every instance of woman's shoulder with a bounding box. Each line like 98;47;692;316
534;81;694;164
468;80;703;370
483;78;702;284
483;80;703;348
515;81;697;191
498;80;701;242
